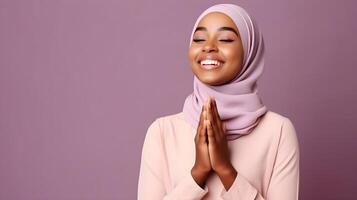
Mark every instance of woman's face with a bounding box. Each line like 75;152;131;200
188;12;244;86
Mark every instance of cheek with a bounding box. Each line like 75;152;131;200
188;47;200;64
187;48;201;77
223;46;243;67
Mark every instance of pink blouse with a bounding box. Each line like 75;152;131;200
138;111;300;199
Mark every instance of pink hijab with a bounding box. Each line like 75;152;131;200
182;4;268;140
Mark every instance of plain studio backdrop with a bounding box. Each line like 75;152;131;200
0;0;356;199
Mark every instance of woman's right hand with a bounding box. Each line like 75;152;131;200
191;104;212;188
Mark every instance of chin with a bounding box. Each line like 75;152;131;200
192;65;229;86
197;75;225;86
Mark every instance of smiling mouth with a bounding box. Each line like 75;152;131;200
198;59;224;70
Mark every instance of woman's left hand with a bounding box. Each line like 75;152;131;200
204;96;237;190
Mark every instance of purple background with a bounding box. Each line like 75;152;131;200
1;0;356;199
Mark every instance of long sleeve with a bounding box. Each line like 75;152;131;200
138;119;209;200
220;117;300;200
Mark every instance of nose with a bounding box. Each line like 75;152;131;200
202;40;218;53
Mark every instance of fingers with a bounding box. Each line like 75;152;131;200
196;105;207;144
205;96;223;138
205;97;214;128
204;97;219;142
205;119;215;143
209;97;224;136
198;105;205;132
210;97;220;121
195;106;203;141
222;122;226;133
199;115;208;144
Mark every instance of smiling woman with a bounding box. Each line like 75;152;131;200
189;12;244;86
138;3;299;200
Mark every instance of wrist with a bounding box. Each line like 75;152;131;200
192;165;211;176
216;165;237;191
191;166;210;188
216;165;237;179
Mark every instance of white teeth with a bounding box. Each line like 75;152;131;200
200;59;221;66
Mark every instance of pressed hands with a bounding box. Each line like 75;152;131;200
191;96;237;191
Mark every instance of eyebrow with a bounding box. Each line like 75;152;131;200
194;26;239;37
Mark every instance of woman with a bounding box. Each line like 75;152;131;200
138;3;300;200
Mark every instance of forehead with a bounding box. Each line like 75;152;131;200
196;11;238;30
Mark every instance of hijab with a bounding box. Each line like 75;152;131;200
182;4;268;140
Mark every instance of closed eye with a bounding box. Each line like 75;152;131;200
193;39;205;42
193;39;234;43
219;39;234;42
